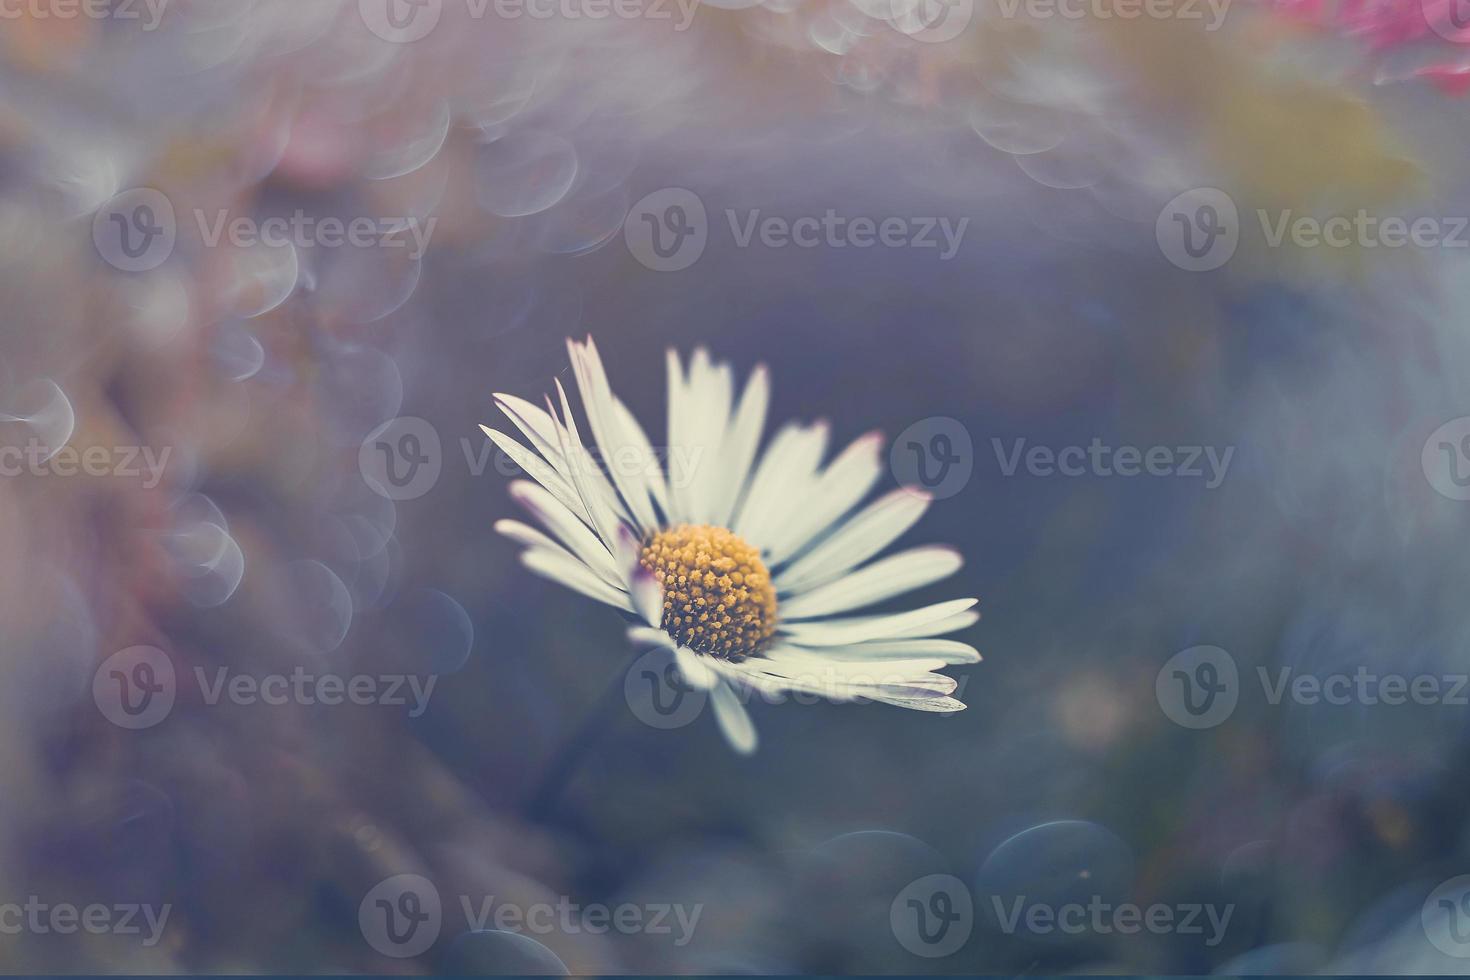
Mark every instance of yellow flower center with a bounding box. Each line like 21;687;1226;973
638;524;778;660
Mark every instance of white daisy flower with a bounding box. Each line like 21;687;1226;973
483;336;980;755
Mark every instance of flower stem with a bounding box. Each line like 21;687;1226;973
526;651;636;822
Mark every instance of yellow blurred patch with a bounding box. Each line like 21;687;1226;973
1;8;96;71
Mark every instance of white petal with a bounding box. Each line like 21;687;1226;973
885;609;981;639
675;646;719;690
763;431;883;565
761;647;950;678
521;548;634;613
733;422;829;547
776;489;931;593
790;638;982;664
665;348;693;524
481;426;587;523
631;564;664;628
710;679;758;754
780;545;963;620
865;693;967;712
755;648;959;696
549;380;629;551
495;518;564;555
779;598;978;647
509;481;623;588
708;364;769;529
683;350;732;526
613;397;670;520
714;654;945;704
567;337;658;532
626;625;674;649
495;394;572;481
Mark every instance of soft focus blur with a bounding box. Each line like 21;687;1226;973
7;0;1470;974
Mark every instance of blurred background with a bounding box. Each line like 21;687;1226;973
6;0;1470;973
